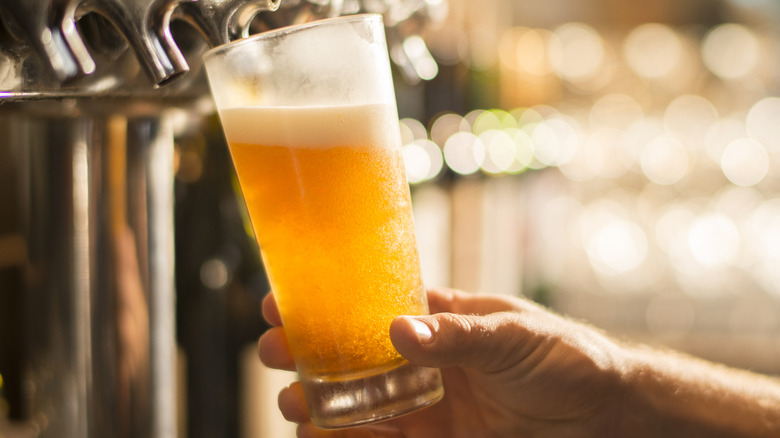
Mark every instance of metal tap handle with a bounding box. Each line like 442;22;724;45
176;0;281;47
0;0;443;97
0;0;94;82
77;0;191;86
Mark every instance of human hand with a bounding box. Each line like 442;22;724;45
257;287;628;438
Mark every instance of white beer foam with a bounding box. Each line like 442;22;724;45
219;103;401;149
267;19;392;107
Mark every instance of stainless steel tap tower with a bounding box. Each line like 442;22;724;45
0;0;441;436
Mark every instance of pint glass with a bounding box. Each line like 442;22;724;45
202;14;444;428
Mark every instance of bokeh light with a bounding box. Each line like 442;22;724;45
746;97;780;154
403;141;431;183
509;128;535;173
589;93;644;130
443;131;484;175
402;35;439;81
399;117;428;143
404;139;444;184
687;213;740;268
624;23;683;79
402;17;780;314
663;95;719;150
640;136;690;185
479;129;517;174
430;112;470;147
701;23;761;80
528;118;579;167
586;218;648;276
656;205;696;254
548;23;605;84
498;27;554;75
705;118;747;166
721;138;769;187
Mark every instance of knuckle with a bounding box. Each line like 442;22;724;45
442;313;478;335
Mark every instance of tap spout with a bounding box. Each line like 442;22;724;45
0;0;95;82
79;0;191;86
175;0;281;47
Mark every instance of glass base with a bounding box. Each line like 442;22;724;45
303;362;444;429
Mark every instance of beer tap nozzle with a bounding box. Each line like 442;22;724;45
175;0;281;47
0;0;95;82
79;0;191;86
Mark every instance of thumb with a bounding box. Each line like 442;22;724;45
390;312;531;373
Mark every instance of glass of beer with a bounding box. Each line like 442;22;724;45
202;14;444;428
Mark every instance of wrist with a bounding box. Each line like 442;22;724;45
617;343;780;438
615;345;665;437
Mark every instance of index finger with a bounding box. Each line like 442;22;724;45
262;292;284;326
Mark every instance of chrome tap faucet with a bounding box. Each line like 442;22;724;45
176;0;281;47
76;0;191;86
0;0;443;97
0;0;94;82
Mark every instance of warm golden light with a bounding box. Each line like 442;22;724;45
408;16;780;310
721;138;769;187
430;113;470;147
443;131;484;175
663;94;719;150
656;205;696;254
705;118;746;166
548;23;605;83
701;23;761;80
403;142;432;183
640;137;689;185
479;129;516;174
586;218;648;276
400;117;428;143
499;27;554;76
624;23;683;79
746;97;780;153
688;213;740;269
403;35;439;81
403;139;444;184
589;93;644;130
528;118;579;167
509;128;535;173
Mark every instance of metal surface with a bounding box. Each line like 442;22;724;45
1;103;177;438
0;0;93;83
0;0;443;98
175;0;282;47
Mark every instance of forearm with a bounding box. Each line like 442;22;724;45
619;344;780;437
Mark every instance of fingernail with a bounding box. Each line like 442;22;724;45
409;317;433;344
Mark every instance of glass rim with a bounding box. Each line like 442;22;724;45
202;13;383;63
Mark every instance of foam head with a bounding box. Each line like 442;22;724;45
204;14;396;110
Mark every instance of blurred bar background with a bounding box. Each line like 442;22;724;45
2;0;780;437
401;0;780;379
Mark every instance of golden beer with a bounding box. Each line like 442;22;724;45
205;15;443;427
221;103;428;380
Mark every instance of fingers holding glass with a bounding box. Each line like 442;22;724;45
262;292;283;326
258;326;296;371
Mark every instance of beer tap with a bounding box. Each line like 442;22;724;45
175;0;282;47
0;0;94;82
76;0;191;86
